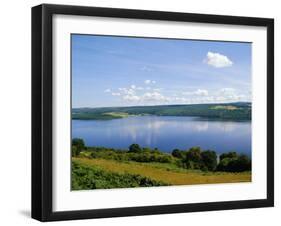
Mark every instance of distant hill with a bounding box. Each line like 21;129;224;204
72;102;251;120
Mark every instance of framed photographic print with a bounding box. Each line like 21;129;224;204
32;4;274;221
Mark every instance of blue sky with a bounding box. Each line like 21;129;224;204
72;34;251;108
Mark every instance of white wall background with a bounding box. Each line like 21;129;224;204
0;0;279;225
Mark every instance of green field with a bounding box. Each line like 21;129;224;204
71;140;252;190
72;157;251;190
72;102;251;120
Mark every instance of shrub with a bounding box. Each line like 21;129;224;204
72;146;78;157
201;150;217;171
71;161;168;190
185;147;202;169
128;144;142;153
219;152;238;161
79;151;92;158
72;138;85;156
227;154;251;172
217;154;251;172
216;157;232;171
172;149;185;159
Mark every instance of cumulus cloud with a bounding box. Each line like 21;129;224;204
205;51;233;68
144;80;156;85
218;88;236;96
143;92;169;102
111;92;121;96
105;83;250;105
104;88;111;93
194;89;208;96
123;95;140;101
182;89;209;96
215;88;248;102
117;87;135;95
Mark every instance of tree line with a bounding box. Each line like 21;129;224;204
72;102;251;120
171;148;251;172
72;138;251;173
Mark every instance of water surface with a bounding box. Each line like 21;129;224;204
72;116;251;156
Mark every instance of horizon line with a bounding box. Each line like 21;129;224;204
72;101;251;109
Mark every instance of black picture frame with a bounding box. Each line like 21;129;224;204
32;3;274;222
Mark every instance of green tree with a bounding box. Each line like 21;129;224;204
217;153;251;172
72;146;78;157
128;144;142;153
72;138;85;156
216;157;232;171
201;150;217;171
172;149;185;159
219;152;238;161
227;154;251;172
142;147;151;152
185;147;202;169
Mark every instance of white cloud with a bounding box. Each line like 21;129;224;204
123;95;140;101
131;85;143;90
144;80;156;85
140;66;153;72
215;88;249;102
111;92;121;96
219;88;235;96
174;97;188;102
194;89;208;96
117;87;135;95
127;89;135;95
205;51;233;68
104;88;111;93
105;83;249;105
182;89;208;96
143;92;168;102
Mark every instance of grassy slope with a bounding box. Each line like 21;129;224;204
72;160;168;190
73;157;251;186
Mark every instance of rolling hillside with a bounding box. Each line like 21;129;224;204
72;102;251;120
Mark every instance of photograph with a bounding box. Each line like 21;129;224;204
30;3;274;221
71;34;252;190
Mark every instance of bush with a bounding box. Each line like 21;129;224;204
201;150;217;171
217;154;251;172
227;154;251;172
72;146;78;157
72;141;251;173
128;144;142;153
128;152;172;163
79;151;92;158
72;138;85;156
216;157;232;171
219;152;238;161
185;147;202;169
71;161;168;190
172;149;185;159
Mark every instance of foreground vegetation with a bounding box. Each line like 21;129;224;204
72;157;251;189
72;102;251;121
71;139;251;190
72;160;168;190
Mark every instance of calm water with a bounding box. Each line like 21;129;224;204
72;116;251;156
